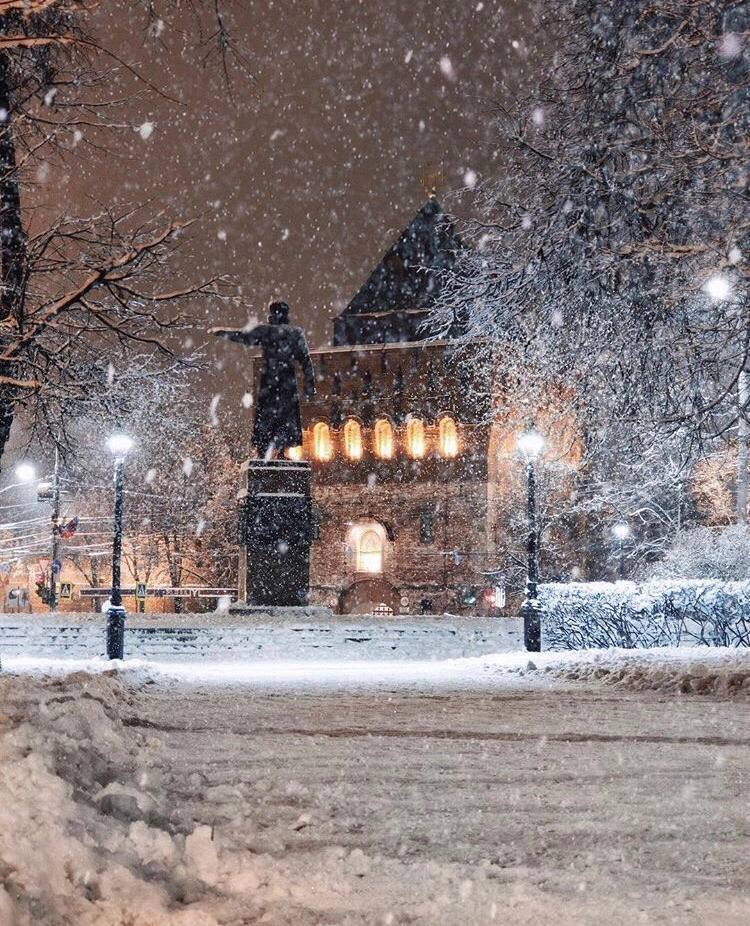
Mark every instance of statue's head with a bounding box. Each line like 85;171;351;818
268;301;290;325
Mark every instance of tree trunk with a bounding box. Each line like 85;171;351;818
737;369;749;524
90;555;102;613
0;49;27;472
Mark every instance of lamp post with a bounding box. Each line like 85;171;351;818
48;448;62;610
517;430;545;652
106;432;133;659
612;522;630;579
702;274;747;522
14;462;36;484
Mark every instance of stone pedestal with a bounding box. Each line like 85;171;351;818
236;459;314;608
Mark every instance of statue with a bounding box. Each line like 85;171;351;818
211;301;316;458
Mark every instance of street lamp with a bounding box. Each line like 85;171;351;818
0;463;38;496
703;274;749;523
517;429;545;652
14;462;36;483
106;432;134;659
703;274;732;302
612;522;630;579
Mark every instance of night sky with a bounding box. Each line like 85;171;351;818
61;0;536;358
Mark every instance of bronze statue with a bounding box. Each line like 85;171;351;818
211;301;315;458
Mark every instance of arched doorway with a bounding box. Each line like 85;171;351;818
339;578;400;615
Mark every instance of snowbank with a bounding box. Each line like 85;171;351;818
542;647;750;697
539;579;750;649
0;671;226;925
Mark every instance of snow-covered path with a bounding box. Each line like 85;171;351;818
131;677;750;924
2;651;750;925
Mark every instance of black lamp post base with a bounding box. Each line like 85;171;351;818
520;601;541;652
106;605;126;660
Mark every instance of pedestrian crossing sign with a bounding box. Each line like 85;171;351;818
60;582;73;600
136;582;147;600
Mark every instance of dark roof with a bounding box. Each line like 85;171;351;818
342;196;462;318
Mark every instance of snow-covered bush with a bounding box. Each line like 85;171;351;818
539;580;750;650
651;525;750;582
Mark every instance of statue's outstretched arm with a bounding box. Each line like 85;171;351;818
296;332;316;398
209;326;261;345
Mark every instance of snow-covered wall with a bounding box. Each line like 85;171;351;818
539;580;750;650
0;613;523;662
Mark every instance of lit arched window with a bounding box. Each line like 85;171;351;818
406;417;426;459
312;422;333;461
374;418;394;459
438;416;459;458
343;419;363;461
285;445;303;461
357;529;384;574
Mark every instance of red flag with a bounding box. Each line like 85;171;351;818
60;516;79;539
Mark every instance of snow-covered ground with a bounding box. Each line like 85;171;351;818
2;648;749;924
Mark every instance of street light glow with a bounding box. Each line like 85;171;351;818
612;522;630;541
517;430;545;459
106;433;134;457
15;463;36;483
703;274;732;301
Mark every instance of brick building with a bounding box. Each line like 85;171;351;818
277;197;515;615
245;196;583;614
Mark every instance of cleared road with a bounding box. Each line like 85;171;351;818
124;667;750;925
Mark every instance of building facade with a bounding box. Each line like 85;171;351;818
271;197;516;615
251;195;584;615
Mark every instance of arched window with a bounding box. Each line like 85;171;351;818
406;417;426;459
343;419;363;461
438;416;459;458
357;529;384;574
312;422;333;461
348;520;388;575
285;445;303;462
374;418;394;460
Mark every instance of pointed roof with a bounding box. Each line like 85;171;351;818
342;196;463;318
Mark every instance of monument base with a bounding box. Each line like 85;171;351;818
238;458;315;608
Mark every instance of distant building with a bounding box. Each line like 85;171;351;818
258;196;580;615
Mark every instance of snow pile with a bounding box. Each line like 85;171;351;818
547;648;750;697
539;579;750;650
0;671;224;925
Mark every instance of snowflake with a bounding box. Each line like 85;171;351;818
439;56;456;81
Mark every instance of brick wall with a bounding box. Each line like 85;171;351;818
310;478;492;614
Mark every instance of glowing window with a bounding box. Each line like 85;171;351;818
343;419;363;461
312;422;333;461
285;445;303;461
406;417;426;458
357;529;384;574
438;416;459;458
374;418;394;459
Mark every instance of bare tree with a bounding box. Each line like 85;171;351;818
0;1;241;471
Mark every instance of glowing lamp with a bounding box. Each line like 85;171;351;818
106;433;134;457
517;430;545;459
